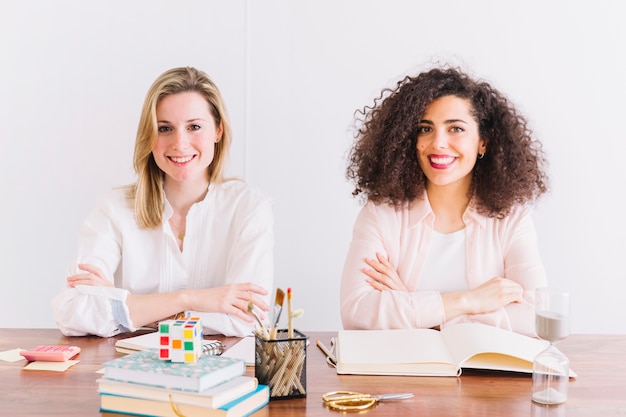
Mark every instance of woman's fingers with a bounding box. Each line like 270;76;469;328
67;264;113;287
468;277;524;313
189;283;271;319
363;253;408;292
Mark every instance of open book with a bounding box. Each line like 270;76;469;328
336;322;576;377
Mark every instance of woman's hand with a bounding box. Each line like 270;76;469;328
444;277;524;318
467;277;524;313
67;264;114;288
186;283;270;324
363;252;409;292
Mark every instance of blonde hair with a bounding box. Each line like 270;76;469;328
128;67;232;229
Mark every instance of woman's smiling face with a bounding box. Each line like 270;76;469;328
152;91;222;186
416;95;486;190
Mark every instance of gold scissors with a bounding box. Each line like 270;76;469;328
322;391;414;411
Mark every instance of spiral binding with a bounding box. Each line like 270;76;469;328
201;340;224;356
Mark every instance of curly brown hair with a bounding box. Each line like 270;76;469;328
346;66;549;217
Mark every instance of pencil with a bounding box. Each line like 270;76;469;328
287;287;293;338
316;339;337;366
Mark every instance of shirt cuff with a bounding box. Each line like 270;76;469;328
413;291;446;328
111;299;133;333
74;284;137;334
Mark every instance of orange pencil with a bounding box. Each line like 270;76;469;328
287;287;293;338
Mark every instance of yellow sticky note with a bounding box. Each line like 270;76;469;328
0;348;26;362
23;360;79;372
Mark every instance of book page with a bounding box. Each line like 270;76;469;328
222;336;255;366
337;329;458;375
115;332;161;352
440;323;549;373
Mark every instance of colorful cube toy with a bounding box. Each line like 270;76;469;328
158;317;203;363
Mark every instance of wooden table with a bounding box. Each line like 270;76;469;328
1;329;625;416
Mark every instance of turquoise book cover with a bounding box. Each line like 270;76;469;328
99;384;270;417
103;348;245;392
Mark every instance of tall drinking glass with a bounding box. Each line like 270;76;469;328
531;288;570;405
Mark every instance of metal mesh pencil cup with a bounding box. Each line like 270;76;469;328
255;329;308;400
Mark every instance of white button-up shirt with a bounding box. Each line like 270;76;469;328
52;180;274;337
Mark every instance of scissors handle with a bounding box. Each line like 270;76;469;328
327;397;376;411
322;391;377;411
322;391;370;401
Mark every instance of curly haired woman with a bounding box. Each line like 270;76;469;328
340;66;549;336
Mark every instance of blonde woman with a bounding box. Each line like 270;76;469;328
53;67;273;337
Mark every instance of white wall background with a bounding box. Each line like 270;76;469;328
1;0;624;334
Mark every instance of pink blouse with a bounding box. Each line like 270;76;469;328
340;194;547;337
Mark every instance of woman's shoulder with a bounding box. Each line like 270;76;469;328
357;199;417;226
495;203;535;222
509;203;534;216
94;185;132;205
474;203;536;230
211;179;272;207
77;185;136;227
364;196;428;217
90;185;135;216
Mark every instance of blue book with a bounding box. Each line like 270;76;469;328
102;348;246;392
99;384;270;417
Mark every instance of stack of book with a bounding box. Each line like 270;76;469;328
98;349;269;417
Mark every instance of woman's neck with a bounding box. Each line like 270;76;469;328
426;181;471;234
164;177;210;215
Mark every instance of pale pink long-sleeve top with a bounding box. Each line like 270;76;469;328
340;194;547;337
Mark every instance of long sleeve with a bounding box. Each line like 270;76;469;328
340;199;547;336
444;204;548;337
51;285;132;337
52;189;137;337
500;207;548;336
340;202;446;330
51;181;274;338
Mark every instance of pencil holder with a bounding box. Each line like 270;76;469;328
255;329;308;400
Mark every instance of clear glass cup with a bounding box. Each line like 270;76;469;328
531;399;568;417
531;288;570;405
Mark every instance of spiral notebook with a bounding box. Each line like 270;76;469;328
115;332;223;356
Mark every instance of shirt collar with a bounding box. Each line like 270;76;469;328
408;191;486;229
162;183;212;221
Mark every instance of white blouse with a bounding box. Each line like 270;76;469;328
418;229;468;293
52;179;274;337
